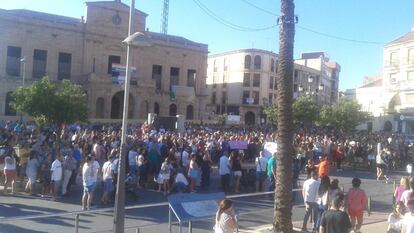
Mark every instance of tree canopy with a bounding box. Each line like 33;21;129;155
292;96;319;126
318;99;370;132
11;77;87;126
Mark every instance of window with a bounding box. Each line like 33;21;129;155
253;74;260;87
4;92;16;116
244;55;251;69
154;102;160;115
32;49;47;79
107;55;121;74
58;52;71;80
212;92;216;104
268;93;273;105
187;69;196;87
223;74;228;88
275;60;278;73
293;84;298;92
222;91;226;104
216;105;221;114
243;73;250;87
269;76;274;89
271;58;275;72
294;70;299;82
408;71;414;81
227;106;240;115
254;55;261;70
169;104;177;116
170;67;179;89
221;105;226;114
243;91;250;104
409;48;414;63
213;60;218;72
252;91;259;104
6;46;21;76
390;51;398;65
152;65;162;90
389;73;397;83
186;105;194;120
223;58;228;71
275;82;278;90
213;75;218;88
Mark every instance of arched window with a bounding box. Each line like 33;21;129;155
186;105;194;120
95;97;105;118
270;58;275;72
5;91;16;116
254;55;261;70
244;55;251;69
154;102;160;115
169;104;177;116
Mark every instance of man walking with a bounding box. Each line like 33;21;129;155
302;171;320;232
219;151;230;193
319;193;351;233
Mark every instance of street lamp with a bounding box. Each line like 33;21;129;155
113;1;152;232
20;56;26;122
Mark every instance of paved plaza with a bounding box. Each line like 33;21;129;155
0;166;401;233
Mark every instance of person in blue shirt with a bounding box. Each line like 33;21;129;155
267;152;277;192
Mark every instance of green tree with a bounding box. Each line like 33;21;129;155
274;0;295;231
264;104;278;125
318;99;369;133
11;77;87;126
292;96;319;127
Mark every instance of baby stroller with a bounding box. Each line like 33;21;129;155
125;173;139;201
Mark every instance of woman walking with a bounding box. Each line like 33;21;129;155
214;199;238;233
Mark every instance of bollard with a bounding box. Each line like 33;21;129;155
188;221;192;233
135;227;140;233
74;214;79;233
341;185;345;193
367;196;371;217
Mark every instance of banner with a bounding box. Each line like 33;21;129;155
111;63;137;84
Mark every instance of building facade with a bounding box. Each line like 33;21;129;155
0;0;208;122
206;49;340;125
355;27;414;133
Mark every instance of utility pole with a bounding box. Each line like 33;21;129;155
20;56;26;122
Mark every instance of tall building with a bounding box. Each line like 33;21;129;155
206;49;340;125
0;0;208;122
355;27;414;133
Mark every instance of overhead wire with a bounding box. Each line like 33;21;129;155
192;0;277;32
193;0;384;45
239;0;384;45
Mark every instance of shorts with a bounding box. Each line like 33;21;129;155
256;171;266;182
84;182;96;193
233;171;242;177
4;169;17;179
348;209;364;222
376;164;386;169
103;179;113;193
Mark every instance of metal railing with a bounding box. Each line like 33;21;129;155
0;187;377;233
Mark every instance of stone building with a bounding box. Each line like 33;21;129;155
206;49;340;125
0;0;208;122
355;27;414;133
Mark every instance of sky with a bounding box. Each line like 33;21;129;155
1;0;413;91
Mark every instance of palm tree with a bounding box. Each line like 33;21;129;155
273;0;295;232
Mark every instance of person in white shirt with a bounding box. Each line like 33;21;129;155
175;169;188;193
302;171;320;232
219;152;231;193
50;154;63;201
82;155;100;210
402;199;414;233
128;146;138;176
255;151;268;192
101;155;114;205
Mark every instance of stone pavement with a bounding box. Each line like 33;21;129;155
243;211;388;233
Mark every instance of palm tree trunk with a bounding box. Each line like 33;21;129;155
274;0;295;232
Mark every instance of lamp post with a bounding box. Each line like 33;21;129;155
113;1;152;232
20;56;26;122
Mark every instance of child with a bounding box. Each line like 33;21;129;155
347;178;368;233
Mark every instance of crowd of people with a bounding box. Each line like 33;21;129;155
1;120;414;232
